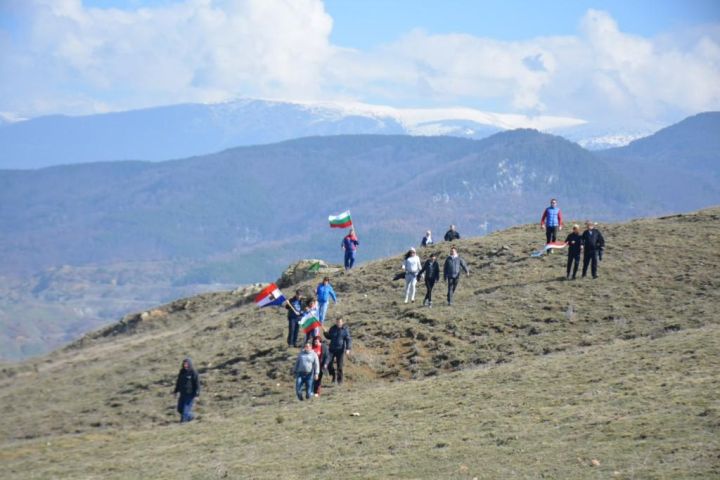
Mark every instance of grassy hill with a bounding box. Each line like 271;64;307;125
1;208;718;478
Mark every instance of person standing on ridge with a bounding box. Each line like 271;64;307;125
342;228;359;270
285;289;303;347
293;342;319;401
323;317;352;385
418;252;440;307
173;357;200;423
564;224;582;280
581;220;605;279
444;224;461;242
402;247;422;304
540;198;564;246
421;230;433;247
315;277;337;325
443;246;469;305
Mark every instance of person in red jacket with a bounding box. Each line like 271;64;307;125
311;336;329;397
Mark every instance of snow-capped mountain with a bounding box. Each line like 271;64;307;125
0;98;587;169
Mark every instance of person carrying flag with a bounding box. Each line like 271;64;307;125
564;224;582;280
342;228;360;270
285;290;303;347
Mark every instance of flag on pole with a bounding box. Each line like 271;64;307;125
329;210;353;229
298;310;321;334
254;283;286;308
307;261;322;273
545;242;567;250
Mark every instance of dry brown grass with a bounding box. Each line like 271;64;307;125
0;208;719;478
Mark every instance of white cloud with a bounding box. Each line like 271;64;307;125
0;3;718;125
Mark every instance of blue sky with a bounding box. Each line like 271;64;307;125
1;0;719;125
324;0;720;47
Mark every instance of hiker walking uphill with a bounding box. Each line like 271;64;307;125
315;277;337;324
443;246;469;305
564;224;582;280
540;198;564;246
342;228;359;270
285;290;303;347
418;253;440;307
444;224;461;242
294;342;319;401
581;220;605;279
323;317;351;385
173;358;200;423
402;247;422;303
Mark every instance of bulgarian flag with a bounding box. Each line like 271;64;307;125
254;283;286;308
545;242;567;250
298;310;321;334
329;210;352;229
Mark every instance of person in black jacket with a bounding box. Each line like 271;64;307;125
581;220;605;279
443;246;469;305
418;253;440;307
173;357;200;423
285;290;303;347
323;317;352;385
444;224;461;242
564;224;582;280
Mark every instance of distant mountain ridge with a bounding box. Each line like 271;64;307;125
1;112;719;360
0;98;589;169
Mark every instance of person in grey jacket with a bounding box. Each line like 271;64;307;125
443;246;469;305
294;342;319;401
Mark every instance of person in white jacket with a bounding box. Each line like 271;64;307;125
402;247;422;303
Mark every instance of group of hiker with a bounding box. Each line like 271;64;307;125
286;278;351;401
540;198;606;279
173;197;606;419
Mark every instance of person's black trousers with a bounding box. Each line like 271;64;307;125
447;277;460;304
582;250;599;278
546;226;558;244
566;253;580;279
327;350;345;384
424;279;436;303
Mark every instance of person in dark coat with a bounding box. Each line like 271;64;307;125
581;220;605;279
443;246;469;305
444;224;460;242
323;317;352;385
285;290;303;347
173;357;200;423
418;253;440;307
564;224;582;280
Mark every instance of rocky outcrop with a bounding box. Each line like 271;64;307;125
276;259;341;288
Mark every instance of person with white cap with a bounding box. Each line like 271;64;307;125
402;247;422;303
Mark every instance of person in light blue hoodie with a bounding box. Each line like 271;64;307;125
315;277;337;324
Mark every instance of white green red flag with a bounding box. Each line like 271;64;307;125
254;283;286;307
545;242;566;250
298;310;321;334
329;210;352;229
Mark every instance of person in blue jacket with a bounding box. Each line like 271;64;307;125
342;228;359;270
540;198;564;245
315;277;337;324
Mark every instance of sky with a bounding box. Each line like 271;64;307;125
1;0;719;126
